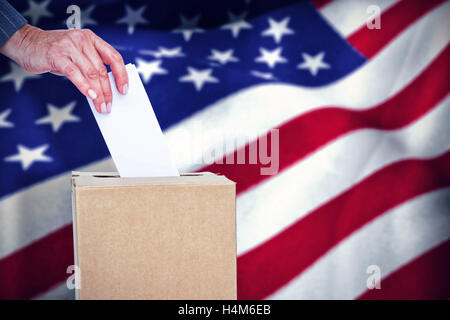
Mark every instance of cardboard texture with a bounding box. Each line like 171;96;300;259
71;172;236;300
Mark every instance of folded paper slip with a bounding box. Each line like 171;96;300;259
71;171;237;300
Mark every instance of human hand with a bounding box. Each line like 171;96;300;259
0;24;128;114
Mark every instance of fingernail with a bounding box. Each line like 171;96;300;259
88;89;97;100
122;84;128;95
107;102;112;113
100;102;107;114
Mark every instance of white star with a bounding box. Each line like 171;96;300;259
261;17;294;43
139;46;184;59
297;52;330;76
35;101;80;132
221;11;252;38
208;49;239;65
0;109;14;128
80;5;98;29
0;61;40;92
255;47;287;68
158;46;185;58
117;5;148;35
4;144;52;171
179;67;219;91
173;14;204;42
22;0;53;25
135;58;168;84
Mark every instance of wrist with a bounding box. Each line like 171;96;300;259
0;24;41;66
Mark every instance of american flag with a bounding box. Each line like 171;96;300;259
0;0;449;299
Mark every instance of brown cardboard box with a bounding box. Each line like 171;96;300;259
71;171;236;300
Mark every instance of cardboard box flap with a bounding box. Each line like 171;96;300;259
72;171;234;187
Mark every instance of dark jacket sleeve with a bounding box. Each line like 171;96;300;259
0;0;27;46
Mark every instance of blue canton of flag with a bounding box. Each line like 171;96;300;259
0;0;365;199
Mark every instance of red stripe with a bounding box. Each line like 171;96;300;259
348;0;445;58
200;45;450;195
358;239;450;300
237;151;450;299
0;225;73;300
311;0;333;10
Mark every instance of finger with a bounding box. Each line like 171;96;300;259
90;33;129;95
69;46;108;114
54;56;105;114
81;36;113;112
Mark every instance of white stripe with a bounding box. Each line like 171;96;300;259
268;188;450;299
165;1;450;172
0;159;115;258
237;95;450;255
319;0;399;37
0;1;448;260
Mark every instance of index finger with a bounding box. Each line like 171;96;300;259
91;33;129;95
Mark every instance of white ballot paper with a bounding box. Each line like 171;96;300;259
87;63;179;177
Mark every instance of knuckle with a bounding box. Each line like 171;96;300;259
58;37;73;48
86;67;99;80
69;29;86;42
111;51;123;63
63;64;77;77
82;28;95;37
98;66;108;79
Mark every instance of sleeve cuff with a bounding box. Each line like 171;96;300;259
0;0;28;47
